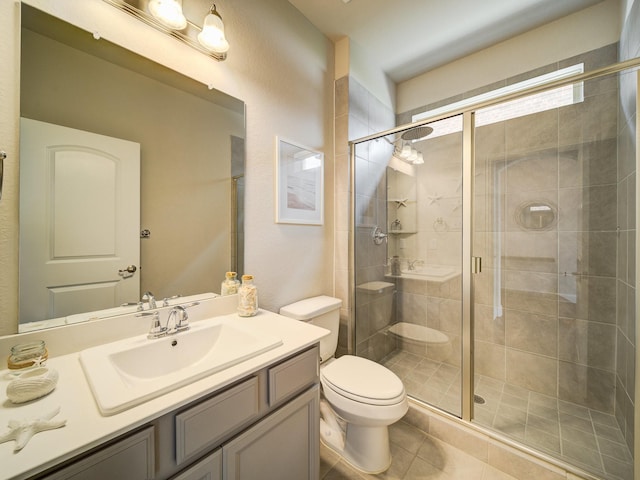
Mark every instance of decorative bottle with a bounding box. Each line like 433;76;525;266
221;271;240;295
391;255;401;276
237;275;258;317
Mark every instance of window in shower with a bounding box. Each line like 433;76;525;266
413;63;584;137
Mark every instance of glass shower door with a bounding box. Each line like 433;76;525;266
472;69;635;479
354;115;465;418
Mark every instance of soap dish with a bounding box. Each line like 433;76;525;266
6;367;59;404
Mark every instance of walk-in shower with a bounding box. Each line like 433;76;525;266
349;58;638;480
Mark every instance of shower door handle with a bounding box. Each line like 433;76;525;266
0;150;5;201
372;226;388;245
472;256;482;274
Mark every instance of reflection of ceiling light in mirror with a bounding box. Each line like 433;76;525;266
197;4;230;54
393;143;424;165
302;156;322;170
148;0;187;30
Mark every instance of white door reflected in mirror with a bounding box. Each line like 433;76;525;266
19;118;140;329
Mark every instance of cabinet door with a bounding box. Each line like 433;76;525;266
42;427;154;480
170;450;221;480
223;386;319;480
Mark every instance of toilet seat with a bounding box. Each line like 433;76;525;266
321;356;405;406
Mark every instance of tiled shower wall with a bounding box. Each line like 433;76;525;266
616;0;639;453
334;76;395;358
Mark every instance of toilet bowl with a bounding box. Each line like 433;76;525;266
388;322;452;361
279;296;408;474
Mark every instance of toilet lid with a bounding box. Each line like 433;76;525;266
321;355;405;406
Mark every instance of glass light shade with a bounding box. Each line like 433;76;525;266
148;0;187;30
407;149;418;162
400;145;412;159
197;8;229;53
413;152;424;164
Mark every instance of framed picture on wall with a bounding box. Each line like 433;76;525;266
275;137;324;225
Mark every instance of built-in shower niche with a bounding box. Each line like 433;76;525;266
386;167;417;274
387;167;417;235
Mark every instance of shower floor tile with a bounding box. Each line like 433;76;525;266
380;349;633;480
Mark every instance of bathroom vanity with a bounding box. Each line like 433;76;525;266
0;298;328;480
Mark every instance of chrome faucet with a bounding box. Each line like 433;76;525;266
166;305;190;334
142;305;190;339
407;259;424;271
141;291;157;310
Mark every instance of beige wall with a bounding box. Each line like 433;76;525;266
0;0;335;335
397;0;622;113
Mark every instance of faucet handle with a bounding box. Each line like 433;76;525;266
121;301;144;311
149;313;167;339
138;311;166;339
162;294;182;307
141;291;157;310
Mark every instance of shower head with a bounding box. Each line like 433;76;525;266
400;125;433;141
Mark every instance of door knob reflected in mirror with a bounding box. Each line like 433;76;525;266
118;265;137;278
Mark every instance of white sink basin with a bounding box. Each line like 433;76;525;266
79;315;282;415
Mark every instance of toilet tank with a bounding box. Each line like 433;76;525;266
279;296;342;362
356;281;395;331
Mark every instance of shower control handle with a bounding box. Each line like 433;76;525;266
372;226;388;245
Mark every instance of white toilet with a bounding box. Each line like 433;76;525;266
280;295;408;474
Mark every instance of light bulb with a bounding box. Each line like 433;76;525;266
148;0;187;30
413;152;424;165
197;5;229;53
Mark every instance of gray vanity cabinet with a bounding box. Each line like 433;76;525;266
36;345;319;480
223;386;319;480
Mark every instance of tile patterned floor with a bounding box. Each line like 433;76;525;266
379;349;633;480
320;420;520;480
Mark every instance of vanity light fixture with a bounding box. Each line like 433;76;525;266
148;0;187;30
102;0;229;61
197;4;229;54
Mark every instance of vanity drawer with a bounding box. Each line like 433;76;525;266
175;377;259;465
42;426;155;480
268;346;319;406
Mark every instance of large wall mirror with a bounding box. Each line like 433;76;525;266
16;4;245;332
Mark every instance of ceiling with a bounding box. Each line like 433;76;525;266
288;0;605;83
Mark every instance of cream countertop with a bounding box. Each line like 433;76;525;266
0;301;328;480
